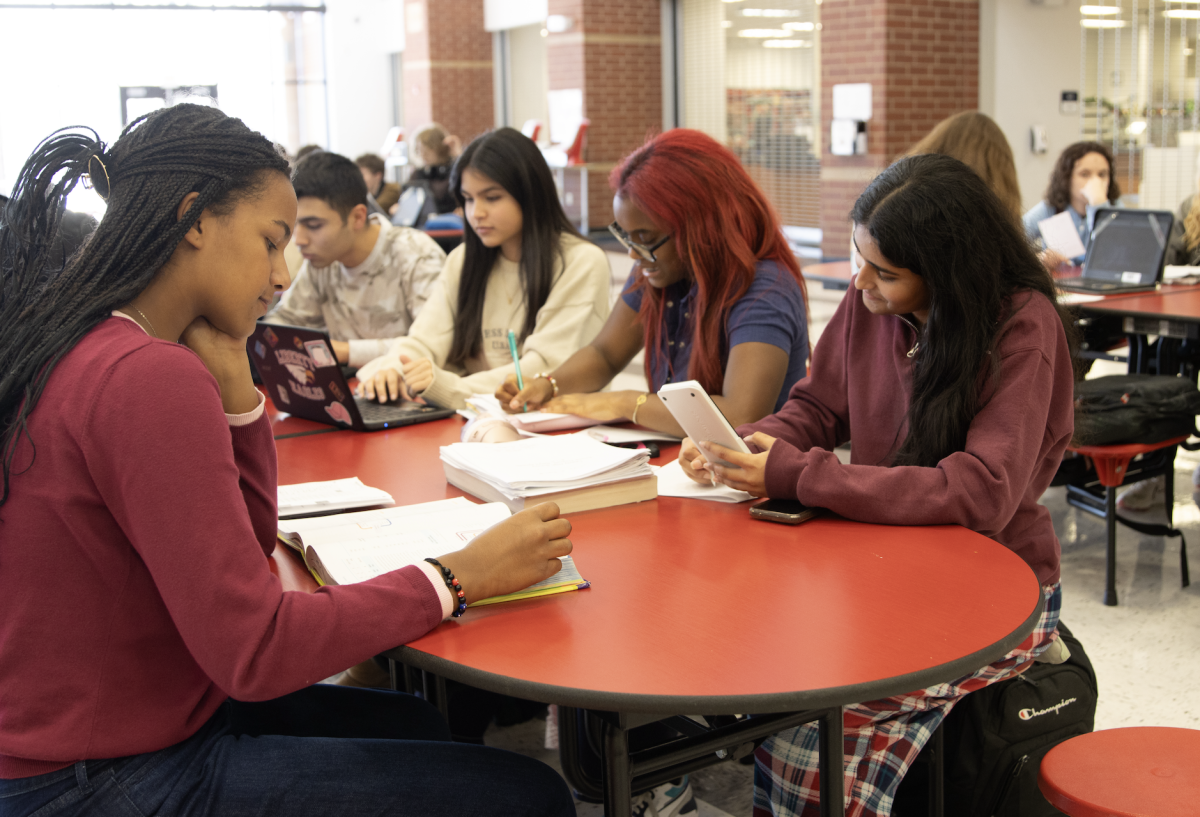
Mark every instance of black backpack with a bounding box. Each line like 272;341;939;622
894;623;1098;817
1073;374;1200;446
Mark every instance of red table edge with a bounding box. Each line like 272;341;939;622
384;586;1045;716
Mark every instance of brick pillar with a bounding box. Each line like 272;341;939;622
402;0;494;145
820;0;978;257
546;0;663;229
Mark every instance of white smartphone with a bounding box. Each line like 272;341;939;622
657;380;752;467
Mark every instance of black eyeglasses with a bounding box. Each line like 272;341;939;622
608;222;672;264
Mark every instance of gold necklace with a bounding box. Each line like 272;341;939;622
132;305;157;338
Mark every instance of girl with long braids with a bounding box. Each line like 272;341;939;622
356;126;611;409
0;105;575;816
680;155;1077;817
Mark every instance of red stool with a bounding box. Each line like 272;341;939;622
1067;438;1191;606
1038;727;1200;816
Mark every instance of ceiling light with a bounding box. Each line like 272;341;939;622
783;21;816;30
1080;18;1127;25
721;0;746;3
763;39;812;47
739;28;792;37
1079;5;1120;13
722;20;733;27
742;8;801;16
1165;9;1200;16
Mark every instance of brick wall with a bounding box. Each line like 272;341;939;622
403;0;494;144
547;0;663;228
819;0;978;256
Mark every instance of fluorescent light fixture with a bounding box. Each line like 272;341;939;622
763;39;812;47
742;8;801;15
1126;120;1148;135
1165;8;1200;16
1079;5;1120;13
721;0;745;3
784;21;816;30
722;20;733;27
738;28;793;36
1080;18;1127;25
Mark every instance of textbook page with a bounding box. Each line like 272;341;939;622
278;477;395;518
653;458;755;503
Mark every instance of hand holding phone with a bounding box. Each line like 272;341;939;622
657;381;750;468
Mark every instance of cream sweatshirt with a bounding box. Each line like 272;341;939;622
356;233;612;409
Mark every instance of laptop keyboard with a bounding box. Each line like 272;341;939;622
354;397;442;422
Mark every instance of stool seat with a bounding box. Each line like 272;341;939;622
1068;436;1190;487
1039;726;1200;817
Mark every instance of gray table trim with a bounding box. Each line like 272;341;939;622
385;589;1045;715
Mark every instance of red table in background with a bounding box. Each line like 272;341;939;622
269;413;1044;817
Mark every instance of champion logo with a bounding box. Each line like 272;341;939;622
1018;698;1078;720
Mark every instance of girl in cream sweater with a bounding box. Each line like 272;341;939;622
358;127;611;409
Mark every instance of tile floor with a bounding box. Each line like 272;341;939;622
484;270;1200;816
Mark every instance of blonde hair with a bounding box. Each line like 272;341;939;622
1184;196;1200;252
412;123;452;167
906;112;1023;221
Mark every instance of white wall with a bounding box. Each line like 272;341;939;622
980;0;1083;212
323;0;405;160
508;23;549;139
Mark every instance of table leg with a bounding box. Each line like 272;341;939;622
1105;486;1119;606
818;707;845;817
602;717;633;817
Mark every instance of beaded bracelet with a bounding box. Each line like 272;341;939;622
534;372;559;398
424;558;467;617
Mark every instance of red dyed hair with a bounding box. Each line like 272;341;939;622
610;129;807;396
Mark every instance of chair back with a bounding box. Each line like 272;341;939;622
521;119;542;142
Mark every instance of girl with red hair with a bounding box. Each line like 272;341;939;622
496;128;808;435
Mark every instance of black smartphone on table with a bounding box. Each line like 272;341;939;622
749;499;822;525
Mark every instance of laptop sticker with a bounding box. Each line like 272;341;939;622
263;326;279;347
329;381;346;402
325;401;353;426
275;384;291;405
284;364;315;384
1121;271;1141;283
273;348;325;400
304;340;337;368
253;340;267;359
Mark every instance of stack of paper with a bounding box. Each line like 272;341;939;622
277;497;588;605
653;459;755;503
278;477;395;519
440;432;658;513
464;394;605;434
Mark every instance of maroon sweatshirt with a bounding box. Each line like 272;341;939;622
740;287;1073;586
0;318;444;778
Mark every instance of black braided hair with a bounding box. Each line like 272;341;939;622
0;103;290;507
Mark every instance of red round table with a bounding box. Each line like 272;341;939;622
271;413;1045;817
1038;727;1200;817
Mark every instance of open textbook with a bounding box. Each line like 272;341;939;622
276;497;588;606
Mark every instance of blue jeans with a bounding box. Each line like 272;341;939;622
0;684;574;817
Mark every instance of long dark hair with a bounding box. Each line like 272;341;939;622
446;128;581;368
1046;140;1121;213
851;154;1079;468
0;104;289;506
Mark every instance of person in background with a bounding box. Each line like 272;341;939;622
496;128;809;439
356;153;401;212
906;111;1022;222
1023;141;1121;267
357;127;611;410
682;154;1074;817
267;150;444;368
294;143;322;164
0;104;575;817
396;122;462;217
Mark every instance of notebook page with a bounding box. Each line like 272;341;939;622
284;497;500;549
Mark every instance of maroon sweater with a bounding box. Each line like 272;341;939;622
740;287;1073;586
0;318;443;778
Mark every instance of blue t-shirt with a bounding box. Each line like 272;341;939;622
621;259;808;412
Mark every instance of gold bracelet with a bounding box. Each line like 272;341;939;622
534;372;559;398
631;392;649;425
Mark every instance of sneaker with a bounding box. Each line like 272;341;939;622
632;776;698;817
1116;475;1165;512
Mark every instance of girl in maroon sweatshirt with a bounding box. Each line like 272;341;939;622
0;106;574;815
682;154;1077;817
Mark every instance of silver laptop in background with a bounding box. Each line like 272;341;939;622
1059;208;1174;294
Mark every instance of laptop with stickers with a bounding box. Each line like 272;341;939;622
248;322;456;432
1059;208;1174;294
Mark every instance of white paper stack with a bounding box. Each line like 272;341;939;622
277;477;395;519
464;394;605;434
440;432;657;513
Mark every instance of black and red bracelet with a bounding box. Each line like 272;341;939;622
424;558;467;617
